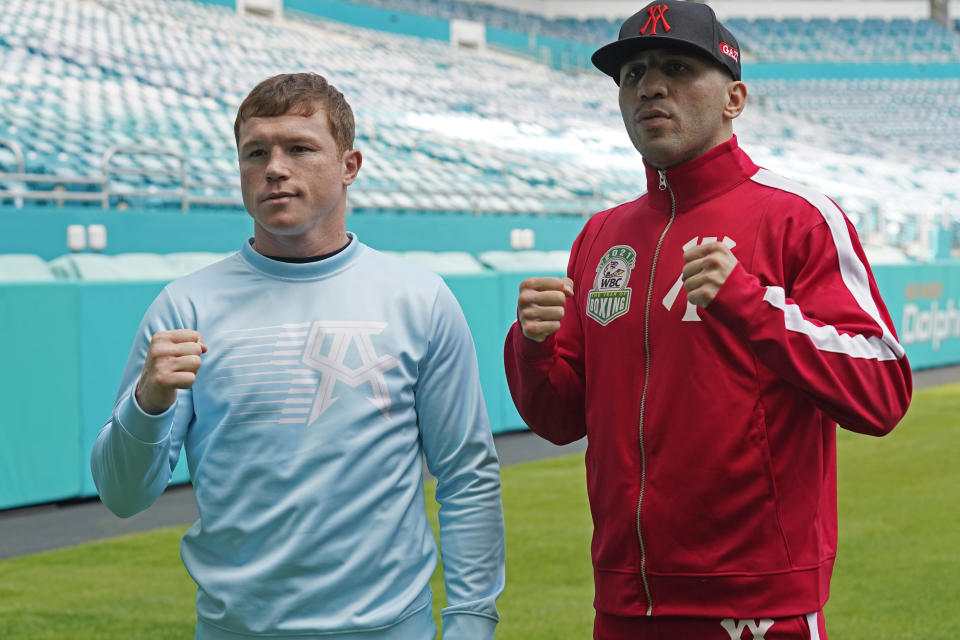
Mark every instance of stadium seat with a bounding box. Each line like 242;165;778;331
0;253;57;281
397;251;488;274
0;0;956;259
477;250;569;272
49;253;179;281
164;252;233;277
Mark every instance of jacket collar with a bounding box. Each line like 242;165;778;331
642;136;759;212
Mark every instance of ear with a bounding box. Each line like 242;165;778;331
342;149;362;186
723;81;747;120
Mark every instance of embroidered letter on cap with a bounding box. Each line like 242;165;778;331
719;42;739;62
640;4;671;35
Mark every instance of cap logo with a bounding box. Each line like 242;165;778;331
719;42;739;62
639;5;671;35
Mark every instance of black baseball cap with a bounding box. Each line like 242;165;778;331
592;0;742;84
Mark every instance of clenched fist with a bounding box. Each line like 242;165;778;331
135;329;207;415
518;277;575;342
682;241;738;308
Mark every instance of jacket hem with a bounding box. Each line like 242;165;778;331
594;558;833;618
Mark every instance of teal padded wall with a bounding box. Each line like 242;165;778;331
873;263;960;370
443;274;506;433
0;284;82;509
0;208;586;261
76;282;191;498
285;0;450;40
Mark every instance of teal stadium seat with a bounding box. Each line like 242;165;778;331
49;253;178;281
396;251;488;275
164;252;233;277
0;254;56;281
477;250;570;273
0;0;957;258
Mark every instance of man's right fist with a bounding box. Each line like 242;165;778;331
518;277;575;342
135;330;207;415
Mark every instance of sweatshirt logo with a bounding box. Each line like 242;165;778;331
218;321;398;427
662;236;737;322
587;245;636;326
301;321;399;422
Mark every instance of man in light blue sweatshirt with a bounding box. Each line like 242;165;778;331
91;73;506;640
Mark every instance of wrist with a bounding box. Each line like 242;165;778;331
135;383;174;416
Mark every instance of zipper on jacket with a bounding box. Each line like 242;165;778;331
637;168;677;615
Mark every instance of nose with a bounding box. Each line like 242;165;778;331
638;68;667;101
265;148;290;182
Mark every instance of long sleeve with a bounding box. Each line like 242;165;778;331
503;230;588;445
90;288;193;517
707;210;912;436
416;283;506;640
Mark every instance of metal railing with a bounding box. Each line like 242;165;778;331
0;136;607;216
0;139;242;212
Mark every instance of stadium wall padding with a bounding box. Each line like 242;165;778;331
873;263;960;370
746;61;960;79
285;0;450;41
0;209;586;261
2;263;960;510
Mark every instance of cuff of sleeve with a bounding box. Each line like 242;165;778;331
116;391;176;444
440;612;498;640
511;321;557;364
704;262;765;333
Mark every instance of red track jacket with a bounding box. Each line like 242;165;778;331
504;137;912;620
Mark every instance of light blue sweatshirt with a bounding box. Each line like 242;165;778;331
91;235;505;639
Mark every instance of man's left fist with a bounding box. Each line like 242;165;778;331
681;242;738;308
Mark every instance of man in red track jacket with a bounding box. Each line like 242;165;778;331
503;2;912;639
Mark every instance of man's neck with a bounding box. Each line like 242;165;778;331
259;237;352;263
252;228;350;260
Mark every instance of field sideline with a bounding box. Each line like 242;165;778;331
1;383;957;639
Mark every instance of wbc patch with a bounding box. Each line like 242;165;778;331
587;245;637;326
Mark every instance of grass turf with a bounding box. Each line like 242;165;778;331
1;383;957;639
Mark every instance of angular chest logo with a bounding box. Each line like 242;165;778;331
301;321;399;423
662;236;737;322
587;245;637;326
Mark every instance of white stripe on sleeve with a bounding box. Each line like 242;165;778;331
750;169;906;361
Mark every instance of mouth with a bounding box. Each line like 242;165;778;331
636;109;671;126
261;191;296;203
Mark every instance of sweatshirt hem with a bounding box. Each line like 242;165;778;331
195;600;436;639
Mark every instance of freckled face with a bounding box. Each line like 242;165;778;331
618;49;736;168
237;109;359;250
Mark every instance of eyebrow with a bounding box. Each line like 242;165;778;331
239;135;322;152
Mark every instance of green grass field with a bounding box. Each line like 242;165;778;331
1;383;958;639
